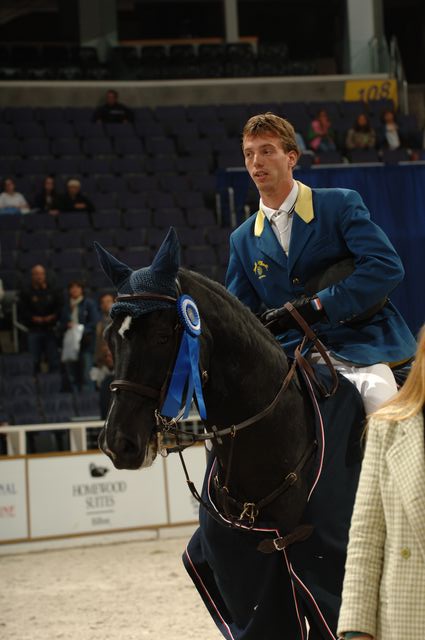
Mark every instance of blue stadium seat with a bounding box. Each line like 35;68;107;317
115;228;147;248
51;138;81;156
44;121;75;138
15;122;44;139
113;137;144;156
122;209;152;229
20;230;51;251
82;137;113;156
153;207;186;228
57;212;91;230
186;207;216;227
91;210;121;229
51;230;83;250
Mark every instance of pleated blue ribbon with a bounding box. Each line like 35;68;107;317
161;295;207;420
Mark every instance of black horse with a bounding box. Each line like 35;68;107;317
96;229;364;640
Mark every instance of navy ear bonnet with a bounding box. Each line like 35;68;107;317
94;227;180;319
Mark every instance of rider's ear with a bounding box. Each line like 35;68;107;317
94;242;132;288
151;227;181;276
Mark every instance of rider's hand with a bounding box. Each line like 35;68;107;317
261;296;327;335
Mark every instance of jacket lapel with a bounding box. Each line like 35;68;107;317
287;181;315;274
386;413;425;561
254;209;288;269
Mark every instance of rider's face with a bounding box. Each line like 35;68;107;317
242;133;297;199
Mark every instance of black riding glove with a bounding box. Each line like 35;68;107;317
261;296;327;335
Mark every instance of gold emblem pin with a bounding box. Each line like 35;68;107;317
253;260;269;279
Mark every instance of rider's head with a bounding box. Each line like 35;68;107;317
242;112;300;156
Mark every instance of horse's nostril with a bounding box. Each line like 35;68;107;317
111;434;138;457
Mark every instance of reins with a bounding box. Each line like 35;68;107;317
108;289;339;548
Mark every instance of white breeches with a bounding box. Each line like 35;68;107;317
331;361;397;415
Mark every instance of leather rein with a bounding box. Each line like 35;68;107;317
109;290;339;544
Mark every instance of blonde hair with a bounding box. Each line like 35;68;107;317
372;325;423;421
242;112;300;156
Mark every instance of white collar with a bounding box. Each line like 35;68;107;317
260;181;299;223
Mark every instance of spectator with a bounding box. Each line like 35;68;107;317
307;109;337;153
92;89;134;124
337;325;425;640
33;175;61;215
60;178;95;213
345;113;377;150
19;264;63;373
295;131;307;152
94;292;114;369
379;108;403;150
0;177;30;214
60;281;98;392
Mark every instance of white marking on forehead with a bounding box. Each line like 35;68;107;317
118;315;133;338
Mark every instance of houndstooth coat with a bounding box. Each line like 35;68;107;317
337;411;425;640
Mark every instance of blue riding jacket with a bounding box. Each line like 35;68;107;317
225;180;417;366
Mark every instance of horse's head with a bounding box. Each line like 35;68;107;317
95;228;180;470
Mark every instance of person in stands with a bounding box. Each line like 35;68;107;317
0;177;30;214
60;281;98;391
33;175;61;215
307;108;337;153
18;264;63;373
345;113;377;151
92;89;134;124
60;178;95;213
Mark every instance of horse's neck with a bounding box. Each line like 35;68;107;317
180;271;288;425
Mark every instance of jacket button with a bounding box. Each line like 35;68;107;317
401;547;411;559
292;277;300;285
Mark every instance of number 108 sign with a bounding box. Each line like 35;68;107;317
344;78;398;108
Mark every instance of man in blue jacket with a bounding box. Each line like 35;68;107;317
226;112;416;413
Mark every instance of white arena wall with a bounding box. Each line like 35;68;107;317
0;418;206;555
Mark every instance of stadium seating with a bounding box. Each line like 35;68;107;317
0;99;422;302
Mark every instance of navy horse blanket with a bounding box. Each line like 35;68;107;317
183;368;364;640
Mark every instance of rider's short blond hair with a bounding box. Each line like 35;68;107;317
242;112;300;156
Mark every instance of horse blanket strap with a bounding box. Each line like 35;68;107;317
284;302;339;397
115;292;178;304
110;379;160;399
214;438;317;526
257;524;314;553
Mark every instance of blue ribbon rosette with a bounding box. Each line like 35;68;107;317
161;295;207;420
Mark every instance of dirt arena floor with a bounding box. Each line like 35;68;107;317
0;536;222;640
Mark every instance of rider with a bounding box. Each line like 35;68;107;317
225;112;417;414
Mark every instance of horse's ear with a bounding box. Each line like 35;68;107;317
151;227;180;276
94;242;132;288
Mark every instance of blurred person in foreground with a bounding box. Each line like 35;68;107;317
60;178;95;213
0;177;30;214
338;325;425;640
19;264;63;373
92;89;134;124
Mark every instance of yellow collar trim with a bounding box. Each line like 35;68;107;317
254;181;314;236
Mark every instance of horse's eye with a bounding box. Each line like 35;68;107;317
157;335;169;345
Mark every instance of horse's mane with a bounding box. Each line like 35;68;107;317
179;268;286;365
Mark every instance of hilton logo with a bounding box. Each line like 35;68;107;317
89;463;109;478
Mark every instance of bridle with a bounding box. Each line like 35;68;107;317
107;288;339;546
110;291;182;407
